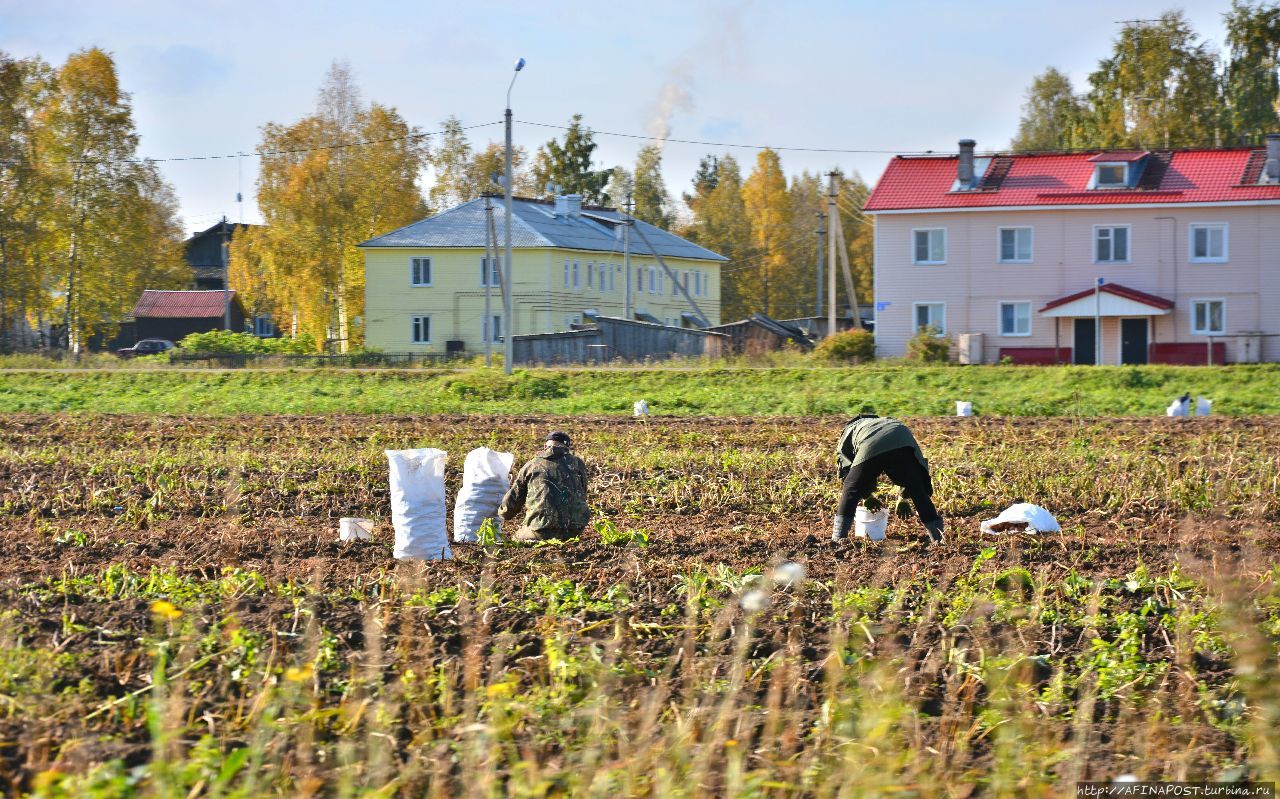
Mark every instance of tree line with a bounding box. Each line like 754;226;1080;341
0;48;188;353
1013;4;1280;151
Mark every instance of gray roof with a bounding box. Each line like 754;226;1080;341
357;197;728;262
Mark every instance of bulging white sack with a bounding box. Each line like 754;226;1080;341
634;400;650;417
981;503;1061;535
955;401;973;417
453;447;514;542
1166;396;1190;417
1195;396;1212;416
385;448;451;560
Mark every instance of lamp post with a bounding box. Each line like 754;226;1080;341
503;57;525;375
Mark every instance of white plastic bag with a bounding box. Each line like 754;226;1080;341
854;506;888;541
1195;396;1212;416
980;503;1061;535
339;517;374;542
453;447;514;542
385;448;451;560
1166;396;1190;417
955;401;973;417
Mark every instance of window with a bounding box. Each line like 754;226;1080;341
586;261;593;288
913;302;946;335
913;229;946;264
1095;226;1130;263
658;267;665;294
597;263;605;291
410;257;431;286
1191;299;1225;335
998;227;1033;263
609;265;616;292
411;315;431;343
483;314;501;342
563;260;570;287
1190;224;1228;263
637;267;644;292
1095;163;1127;188
252;316;275;337
572;260;580;290
999;302;1031;336
648;267;657;294
480;256;500;287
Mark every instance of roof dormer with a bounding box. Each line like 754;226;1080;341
1087;151;1148;189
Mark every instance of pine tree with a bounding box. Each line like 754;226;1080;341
631;145;672;227
683;154;719;217
536;114;611;203
1223;0;1280;144
1012;68;1084;151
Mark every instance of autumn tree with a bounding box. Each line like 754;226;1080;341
232;62;428;350
740;149;792;317
1223;0;1280;144
429;116;474;209
1083;12;1223;148
631;144;672;227
1012;68;1085;151
685;155;752;320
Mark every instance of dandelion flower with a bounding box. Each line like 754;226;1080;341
150;600;182;620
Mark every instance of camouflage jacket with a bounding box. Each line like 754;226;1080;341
499;443;591;533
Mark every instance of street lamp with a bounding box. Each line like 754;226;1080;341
503;57;525;375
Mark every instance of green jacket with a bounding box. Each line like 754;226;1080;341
836;416;927;479
499;443;591;533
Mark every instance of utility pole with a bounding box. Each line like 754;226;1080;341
825;172;838;337
623;193;634;319
483;193;494;367
503;57;525;375
815;211;826;319
221;215;232;331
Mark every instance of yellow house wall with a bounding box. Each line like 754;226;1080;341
363;246;723;354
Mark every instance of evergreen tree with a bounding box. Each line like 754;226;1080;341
1223;0;1280;144
535;114;611;203
683;154;719;217
631;144;672;227
1011;68;1084;151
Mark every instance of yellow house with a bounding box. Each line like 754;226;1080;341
359;194;726;355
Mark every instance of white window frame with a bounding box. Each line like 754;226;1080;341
997;301;1033;337
586;260;593;288
563;259;570;287
411;314;432;344
410;257;432;287
912;228;947;265
1093;224;1131;264
609;264;616;292
997;227;1033;264
648;266;657;294
1188;223;1228;264
912;302;946;336
1190;298;1225;336
1094;163;1128;189
480;256;501;287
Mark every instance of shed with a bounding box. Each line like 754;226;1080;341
512;316;728;365
130;290;245;344
705;314;814;355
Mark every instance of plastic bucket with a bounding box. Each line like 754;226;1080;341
339;517;375;542
955;401;973;417
854;507;888;541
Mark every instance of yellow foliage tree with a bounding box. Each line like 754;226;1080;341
740;149;793;317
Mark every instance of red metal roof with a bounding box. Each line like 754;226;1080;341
131;290;235;318
1039;283;1175;313
865;147;1280;211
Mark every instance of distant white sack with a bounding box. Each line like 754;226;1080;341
1195;397;1212;416
386;448;451;561
1166;396;1190;417
634;400;650;417
980;503;1061;535
956;401;973;417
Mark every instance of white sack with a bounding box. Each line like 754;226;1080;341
339;517;374;542
981;503;1061;535
854;506;888;541
1166;396;1190;417
1195;396;1212;416
453;447;514;542
634;400;650;417
385;448;451;560
955;401;973;417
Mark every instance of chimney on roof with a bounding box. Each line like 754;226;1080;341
1264;133;1280;184
957;139;977;189
553;193;583;218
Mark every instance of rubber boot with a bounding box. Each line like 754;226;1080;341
924;518;945;544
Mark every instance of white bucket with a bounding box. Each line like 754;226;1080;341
955;401;973;417
854;506;888;541
339;517;374;542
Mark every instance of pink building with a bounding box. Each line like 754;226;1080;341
864;136;1280;365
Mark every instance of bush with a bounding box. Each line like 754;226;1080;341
177;330;315;355
906;327;951;363
813;329;876;363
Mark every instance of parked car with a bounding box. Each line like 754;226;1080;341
116;338;175;358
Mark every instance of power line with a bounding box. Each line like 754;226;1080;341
0;120;504;166
517;120;943;155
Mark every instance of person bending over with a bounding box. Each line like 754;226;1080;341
832;412;944;544
499;431;591;542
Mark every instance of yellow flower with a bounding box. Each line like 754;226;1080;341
486;681;516;699
32;770;62;790
284;662;314;682
150;600;182;620
724;739;739;748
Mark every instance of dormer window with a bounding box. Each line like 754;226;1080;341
1096;163;1127;188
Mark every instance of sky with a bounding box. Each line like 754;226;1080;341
0;0;1239;235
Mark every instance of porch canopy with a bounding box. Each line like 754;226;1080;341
1039;283;1174;317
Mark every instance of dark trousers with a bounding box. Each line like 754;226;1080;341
837;447;941;523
